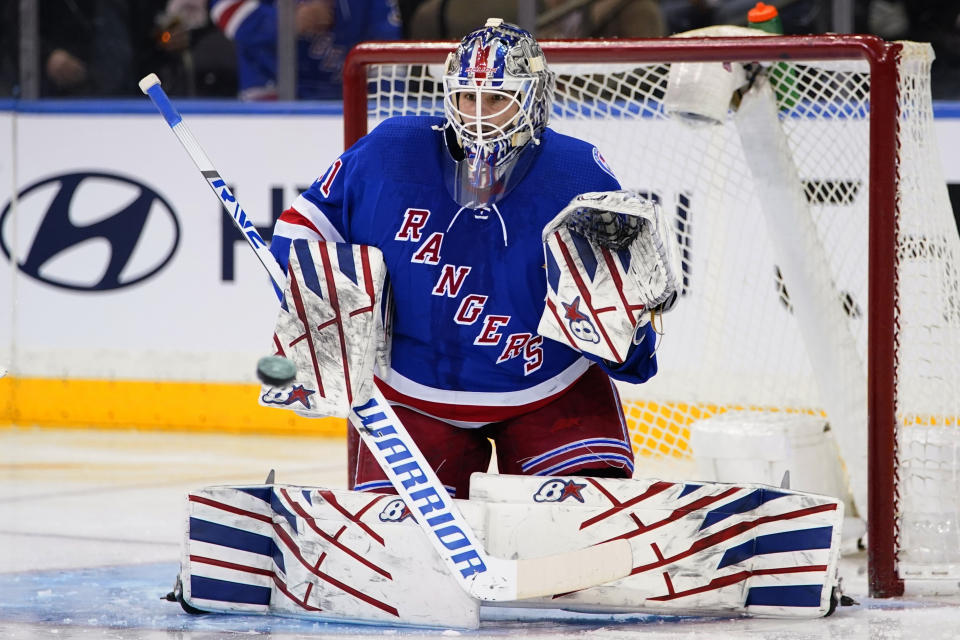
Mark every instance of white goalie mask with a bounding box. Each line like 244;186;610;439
441;18;555;208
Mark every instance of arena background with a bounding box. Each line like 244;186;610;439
2;100;959;449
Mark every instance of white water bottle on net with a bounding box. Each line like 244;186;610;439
345;27;960;597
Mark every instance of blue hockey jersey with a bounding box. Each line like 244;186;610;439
210;0;401;100
271;116;657;426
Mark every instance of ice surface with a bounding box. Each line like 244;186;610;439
3;427;960;639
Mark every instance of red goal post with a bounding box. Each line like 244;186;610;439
342;34;960;598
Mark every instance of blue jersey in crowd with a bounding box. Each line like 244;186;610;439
270;116;657;425
210;0;401;99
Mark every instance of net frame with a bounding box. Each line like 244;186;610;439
342;35;909;597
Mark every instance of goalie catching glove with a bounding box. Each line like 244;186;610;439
538;190;682;364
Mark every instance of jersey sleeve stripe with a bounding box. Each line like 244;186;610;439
212;0;259;39
292;194;346;242
274;219;324;240
209;0;236;25
277;207;324;237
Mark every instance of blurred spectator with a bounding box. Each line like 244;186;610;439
36;0;139;97
856;0;960;100
396;0;429;38
658;1;960;99
408;0;664;39
152;0;238;96
660;0;823;36
0;2;13;96
187;25;240;96
539;0;665;38
136;0;201;96
659;0;714;34
209;0;402;100
855;0;908;39
904;2;960;100
0;0;229;98
407;0;488;39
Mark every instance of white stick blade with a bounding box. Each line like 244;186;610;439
139;73;161;94
514;539;633;600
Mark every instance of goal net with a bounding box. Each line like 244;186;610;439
343;30;960;597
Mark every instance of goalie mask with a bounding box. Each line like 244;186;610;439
441;18;555;208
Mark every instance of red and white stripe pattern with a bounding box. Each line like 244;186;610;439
274;195;346;243
588;479;839;612
210;0;259;39
539;226;648;364
375;358;591;427
260;241;386;418
181;476;843;625
181;485;480;627
519;437;635;476
471;473;844;618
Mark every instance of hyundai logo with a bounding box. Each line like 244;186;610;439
0;172;180;291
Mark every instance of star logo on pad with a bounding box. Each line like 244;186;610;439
533;478;587;503
285;384;314;409
562;296;588;322
560;480;587;503
561;296;600;344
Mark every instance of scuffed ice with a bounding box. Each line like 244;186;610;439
2;562;960;639
3;429;960;639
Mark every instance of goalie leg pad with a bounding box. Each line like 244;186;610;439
260;241;389;418
180;484;481;628
471;473;844;618
178;477;841;628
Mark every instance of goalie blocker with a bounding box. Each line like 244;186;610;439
538;190;683;364
258;239;390;418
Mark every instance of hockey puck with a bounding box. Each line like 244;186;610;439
256;355;297;387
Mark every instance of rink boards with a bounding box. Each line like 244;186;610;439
1;102;959;437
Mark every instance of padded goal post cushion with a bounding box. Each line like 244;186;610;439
259;240;390;418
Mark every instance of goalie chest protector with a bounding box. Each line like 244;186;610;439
273;116;658;420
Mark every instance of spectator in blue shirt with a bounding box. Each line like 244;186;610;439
210;0;401;100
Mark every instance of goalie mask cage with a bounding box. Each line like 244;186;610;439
342;33;960;598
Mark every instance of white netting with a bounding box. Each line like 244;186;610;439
359;36;960;588
890;42;960;585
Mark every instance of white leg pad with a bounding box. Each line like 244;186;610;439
181;485;480;628
471;473;844;618
178;474;843;627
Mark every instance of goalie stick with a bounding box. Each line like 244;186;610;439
137;74;286;290
138;73;633;602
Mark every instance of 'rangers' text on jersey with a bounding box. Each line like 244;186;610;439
270;116;657;426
